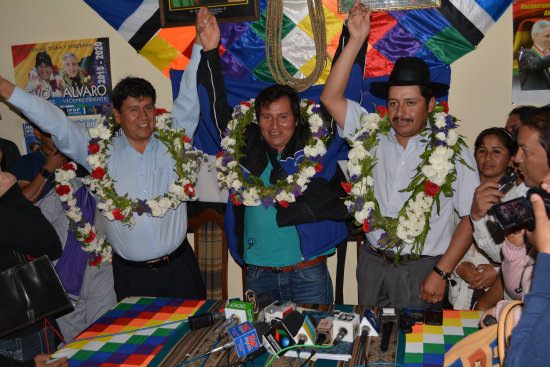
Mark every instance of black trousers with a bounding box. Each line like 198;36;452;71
112;239;206;301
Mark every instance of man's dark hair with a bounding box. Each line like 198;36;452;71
255;84;300;123
418;84;435;105
474;127;518;156
35;51;53;68
522;104;550;163
112;77;156;110
509;105;536;121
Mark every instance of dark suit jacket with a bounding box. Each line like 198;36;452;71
518;47;550;90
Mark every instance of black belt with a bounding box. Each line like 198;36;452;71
115;243;187;270
369;245;434;264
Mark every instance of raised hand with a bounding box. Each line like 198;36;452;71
196;7;220;52
346;0;372;44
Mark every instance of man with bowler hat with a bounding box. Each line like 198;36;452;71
321;1;478;308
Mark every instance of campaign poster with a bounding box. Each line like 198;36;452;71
512;0;550;104
12;38;112;153
12;38;112;116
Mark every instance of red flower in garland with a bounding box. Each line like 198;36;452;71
112;209;125;220
441;101;449;113
62;163;75;171
91;167;106;180
216;150;225;159
230;193;241;206
241;101;252;108
362;219;371;233
88;143;100;154
88;255;102;266
278;200;289;208
376;105;388;117
84;231;96;243
424;180;441;197
183;136;191;143
315;164;323;173
341;182;352;193
55;185;71;196
184;184;195;196
155;108;167;115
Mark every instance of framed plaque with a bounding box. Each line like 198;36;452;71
338;0;441;13
159;0;259;28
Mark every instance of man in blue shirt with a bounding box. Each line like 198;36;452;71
0;40;206;301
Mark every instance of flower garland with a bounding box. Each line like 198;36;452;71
216;99;330;208
81;108;204;227
344;102;472;263
54;162;111;265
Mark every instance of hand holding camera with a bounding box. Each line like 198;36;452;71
491;187;550;232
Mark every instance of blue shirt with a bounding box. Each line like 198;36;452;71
12;150;53;201
341;100;479;256
8;44;203;261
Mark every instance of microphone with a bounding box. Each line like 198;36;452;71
331;312;360;343
214;314;240;334
379;308;397;352
262;319;296;356
188;310;225;330
315;318;333;345
224;300;255;323
279;311;316;345
212;321;269;358
360;308;380;337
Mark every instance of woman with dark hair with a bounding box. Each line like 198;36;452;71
450;128;517;309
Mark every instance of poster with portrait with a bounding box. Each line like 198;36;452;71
11;38;112;152
12;38;112;116
512;0;550;104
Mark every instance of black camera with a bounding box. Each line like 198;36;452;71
497;167;517;193
490;187;550;231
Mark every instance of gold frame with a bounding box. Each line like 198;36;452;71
338;0;441;13
159;0;259;28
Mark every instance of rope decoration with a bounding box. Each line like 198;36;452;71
265;0;328;92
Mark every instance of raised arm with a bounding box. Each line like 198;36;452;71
196;7;234;137
320;0;371;129
171;32;202;138
0;75;90;169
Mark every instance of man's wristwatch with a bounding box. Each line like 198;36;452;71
433;266;452;281
39;168;53;180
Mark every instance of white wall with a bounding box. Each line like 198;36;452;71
0;1;519;303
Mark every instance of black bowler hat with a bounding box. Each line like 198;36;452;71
370;57;449;98
35;51;53;67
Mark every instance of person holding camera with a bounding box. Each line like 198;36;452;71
505;173;550;366
473;106;550;322
449;128;515;309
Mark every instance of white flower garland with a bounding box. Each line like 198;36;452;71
344;103;471;262
216;99;330;207
81;108;204;227
54;162;111;265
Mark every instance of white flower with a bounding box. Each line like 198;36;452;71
435;132;446;142
434;112;446;129
447;129;458;146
